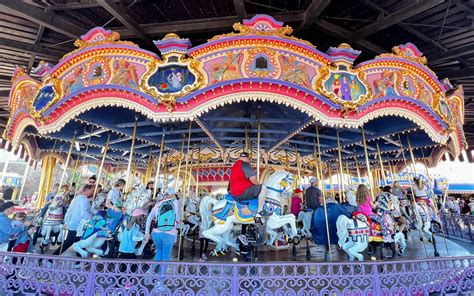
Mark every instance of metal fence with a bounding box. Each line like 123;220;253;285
440;212;474;242
0;252;473;295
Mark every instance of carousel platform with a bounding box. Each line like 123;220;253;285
1;232;472;295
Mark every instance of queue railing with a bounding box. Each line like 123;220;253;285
0;252;473;295
440;212;474;242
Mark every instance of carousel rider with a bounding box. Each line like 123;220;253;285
105;179;126;235
229;152;268;218
413;177;439;219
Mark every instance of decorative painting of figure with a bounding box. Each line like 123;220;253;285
63;66;84;96
147;65;196;93
280;55;311;88
332;74;341;98
110;59;139;89
350;76;359;99
373;71;396;98
438;99;453;122
340;75;351;100
324;72;366;101
211;52;242;83
167;69;184;89
418;81;432;106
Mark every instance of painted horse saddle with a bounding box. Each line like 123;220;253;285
213;194;259;223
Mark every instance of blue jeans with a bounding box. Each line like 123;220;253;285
107;209;123;232
151;232;176;261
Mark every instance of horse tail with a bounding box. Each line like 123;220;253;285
336;215;351;248
199;195;216;231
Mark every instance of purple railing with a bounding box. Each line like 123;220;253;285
0;252;473;295
440;212;474;242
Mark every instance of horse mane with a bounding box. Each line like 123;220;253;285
265;170;289;185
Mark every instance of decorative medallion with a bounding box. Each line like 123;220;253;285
84;57;111;86
141;33;204;110
396;71;420;98
244;48;279;78
28;77;61;119
316;44;371;110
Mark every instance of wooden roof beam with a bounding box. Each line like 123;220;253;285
0;0;86;39
96;0;151;43
350;0;444;41
0;38;62;59
437;67;474;80
312;19;386;54
300;0;331;29
233;0;246;21
430;44;474;64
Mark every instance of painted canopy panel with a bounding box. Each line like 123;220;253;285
3;14;466;163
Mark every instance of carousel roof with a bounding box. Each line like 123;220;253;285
0;1;473;161
2;13;466;173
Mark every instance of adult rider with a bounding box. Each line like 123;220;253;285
229;152;268;219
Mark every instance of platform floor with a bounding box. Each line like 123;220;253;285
49;230;473;263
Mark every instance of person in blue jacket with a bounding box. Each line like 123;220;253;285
0;201;29;252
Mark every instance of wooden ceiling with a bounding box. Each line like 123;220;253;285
0;0;473;148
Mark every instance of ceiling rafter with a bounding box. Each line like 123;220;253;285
233;0;247;21
0;0;86;39
300;0;331;29
349;0;445;41
96;0;151;43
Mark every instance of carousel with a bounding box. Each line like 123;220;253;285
1;14;471;295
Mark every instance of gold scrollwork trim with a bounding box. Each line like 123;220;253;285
26;76;63;121
314;63;372;111
140;54;205;111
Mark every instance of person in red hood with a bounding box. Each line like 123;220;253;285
290;188;304;217
229;152;268;217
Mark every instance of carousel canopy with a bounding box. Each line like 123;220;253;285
2;14;467;174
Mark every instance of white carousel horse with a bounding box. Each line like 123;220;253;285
200;171;298;253
413;199;434;241
91;193;107;213
40;194;65;246
336;191;406;261
73;187;150;258
123;185;151;215
297;211;313;238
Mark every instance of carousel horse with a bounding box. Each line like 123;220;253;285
311;195;358;260
413;199;440;256
73;210;109;258
40;194;65;247
200;171;298;254
336;212;370;261
73;187;149;258
122;185;151;215
297;210;313;238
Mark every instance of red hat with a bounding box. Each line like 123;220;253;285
294;188;303;194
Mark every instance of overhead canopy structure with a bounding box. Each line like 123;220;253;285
2;15;466;185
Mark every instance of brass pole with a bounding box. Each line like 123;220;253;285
336;130;345;201
152;131;166;199
256;107;262;182
354;153;361;184
195;147;200;197
398;134;429;258
407;136;418;177
361;126;375;200
315;124;332;261
125;118;138;193
313;139;320;181
376;143;386;183
174;136;186;191
94;134;110;198
295;145;301;187
182;122;193;194
59;135;76;189
73;129;93;199
345;161;352;185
